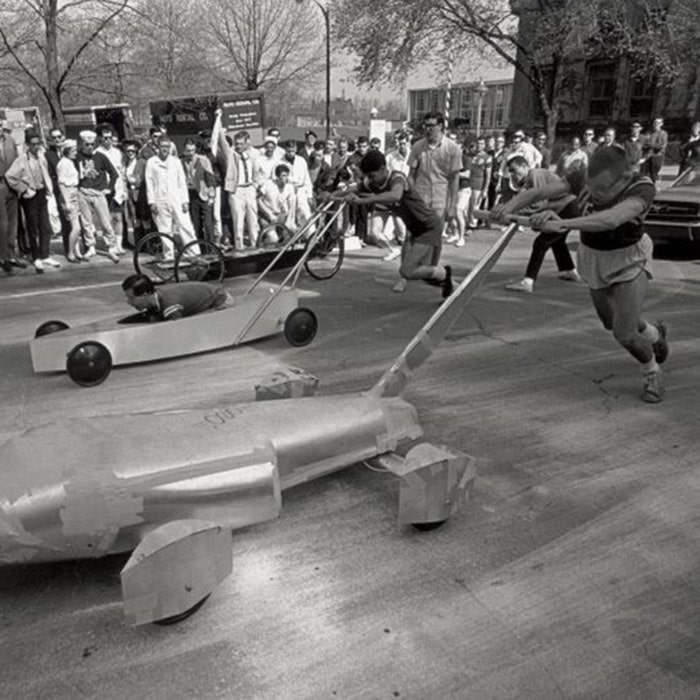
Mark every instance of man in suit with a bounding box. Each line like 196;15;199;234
182;138;216;240
0;119;23;274
216;117;265;249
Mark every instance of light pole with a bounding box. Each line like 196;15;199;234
475;78;488;138
298;0;331;140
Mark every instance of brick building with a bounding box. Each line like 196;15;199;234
509;0;700;143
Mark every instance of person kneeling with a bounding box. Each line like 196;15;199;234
122;274;231;321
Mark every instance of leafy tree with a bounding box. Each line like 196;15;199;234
331;0;653;142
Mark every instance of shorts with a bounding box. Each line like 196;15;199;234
577;234;653;290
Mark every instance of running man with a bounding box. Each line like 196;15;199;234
122;274;230;321
502;146;668;403
333;150;453;300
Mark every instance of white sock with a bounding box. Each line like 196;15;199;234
642;359;659;374
641;323;659;344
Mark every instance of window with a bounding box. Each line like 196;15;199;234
588;62;616;119
629;77;655;119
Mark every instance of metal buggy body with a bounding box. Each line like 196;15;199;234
29;203;346;386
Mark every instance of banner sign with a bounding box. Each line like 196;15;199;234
149;91;264;146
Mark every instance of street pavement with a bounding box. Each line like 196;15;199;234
1;221;700;699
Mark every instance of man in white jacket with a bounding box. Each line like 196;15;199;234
145;136;199;259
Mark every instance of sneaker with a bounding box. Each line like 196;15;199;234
383;248;401;262
558;270;582;282
41;256;61;268
641;370;664;403
445;234;459;244
441;265;454;299
392;278;407;293
505;278;534;293
107;248;120;264
85;246;97;258
34;259;44;274
652;321;669;364
455;237;465;248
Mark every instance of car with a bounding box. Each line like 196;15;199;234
30;286;319;387
645;165;700;246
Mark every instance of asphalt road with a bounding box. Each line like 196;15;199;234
1;226;700;699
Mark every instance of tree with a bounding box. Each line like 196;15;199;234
204;0;324;92
0;0;134;129
332;0;631;143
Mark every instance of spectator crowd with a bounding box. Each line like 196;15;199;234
1;110;699;280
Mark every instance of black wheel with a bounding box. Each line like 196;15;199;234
133;232;179;283
175;239;225;283
66;341;113;387
412;520;448;532
35;320;69;338
304;227;345;280
153;595;210;626
284;307;318;347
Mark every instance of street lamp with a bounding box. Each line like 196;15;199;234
297;0;331;140
475;78;488;138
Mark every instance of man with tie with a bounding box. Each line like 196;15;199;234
217;122;264;250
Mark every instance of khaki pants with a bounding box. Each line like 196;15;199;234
78;190;116;249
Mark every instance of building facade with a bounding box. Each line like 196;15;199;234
509;0;700;141
407;79;514;135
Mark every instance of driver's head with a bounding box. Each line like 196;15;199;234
122;274;157;311
586;146;633;205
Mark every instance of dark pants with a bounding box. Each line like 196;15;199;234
642;155;663;183
0;182;17;261
57;203;71;256
525;231;574;280
189;191;214;241
350;203;368;241
20;190;52;261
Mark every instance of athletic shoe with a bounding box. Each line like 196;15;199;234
107;248;120;264
505;278;534;293
441;265;454;299
392;278;407;293
641;369;664;403
34;259;44;274
445;234;459;244
10;258;28;269
652;321;669;364
558;270;582;282
455;237;465;248
383;248;401;262
85;246;97;258
41;257;61;268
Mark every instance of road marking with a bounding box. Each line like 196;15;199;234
3;281;117;300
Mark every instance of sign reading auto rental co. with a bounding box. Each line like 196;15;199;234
149;91;265;147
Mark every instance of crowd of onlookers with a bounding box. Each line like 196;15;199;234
1;111;700;278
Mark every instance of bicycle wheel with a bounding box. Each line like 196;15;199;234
133;232;178;283
304;227;345;280
175;239;226;284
